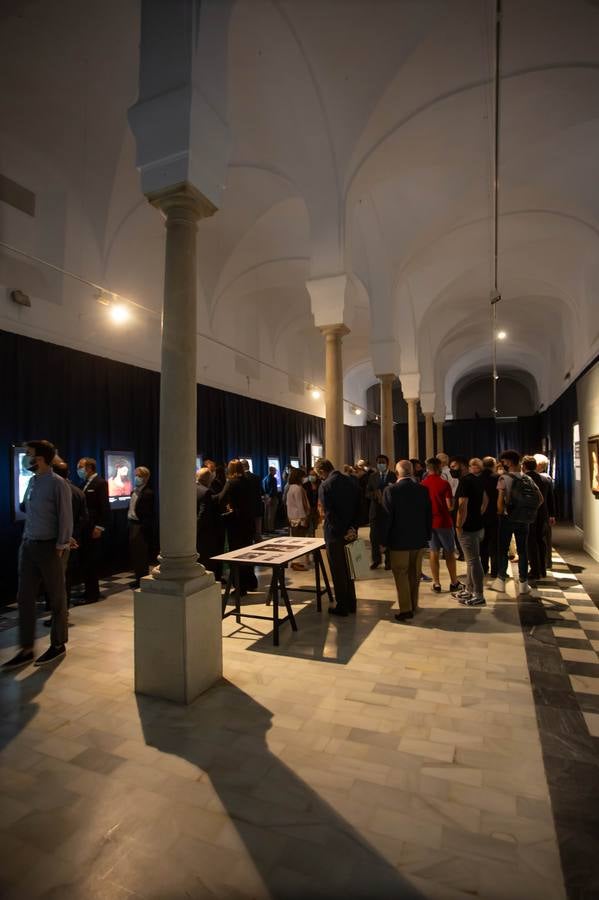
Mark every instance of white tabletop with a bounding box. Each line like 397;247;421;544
211;536;325;566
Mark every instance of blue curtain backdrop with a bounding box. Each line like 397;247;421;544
0;329;581;601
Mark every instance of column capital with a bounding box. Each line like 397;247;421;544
400;372;420;402
319;323;350;339
376;372;396;385
148;182;218;224
420;391;436;416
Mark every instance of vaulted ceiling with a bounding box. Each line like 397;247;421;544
1;0;598;419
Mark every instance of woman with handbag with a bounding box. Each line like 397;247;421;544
286;468;311;570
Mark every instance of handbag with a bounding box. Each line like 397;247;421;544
345;538;369;580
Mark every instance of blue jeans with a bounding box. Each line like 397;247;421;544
459;529;484;598
498;517;529;581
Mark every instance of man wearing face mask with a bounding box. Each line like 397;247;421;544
76;457;110;604
2;440;73;670
128;466;155;587
448;456;468;561
366;454;397;570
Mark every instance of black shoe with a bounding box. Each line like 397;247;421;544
2;649;34;671
384;563;391;570
329;606;348;617
370;562;380;570
75;596;101;605
449;581;465;592
394;611;414;622
34;645;66;667
432;583;442;593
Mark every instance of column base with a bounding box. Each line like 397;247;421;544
134;575;223;704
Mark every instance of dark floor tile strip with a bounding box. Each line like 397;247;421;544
518;571;599;900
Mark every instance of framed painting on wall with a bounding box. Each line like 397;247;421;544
588;435;599;498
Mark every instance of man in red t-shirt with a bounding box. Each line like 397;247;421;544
422;458;463;593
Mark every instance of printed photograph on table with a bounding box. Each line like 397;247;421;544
10;445;35;522
104;450;135;509
588;435;599;497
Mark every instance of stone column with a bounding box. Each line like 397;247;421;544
407;398;419;460
377;373;395;462
436;420;444;454
425;413;434;460
320;324;349;468
134;183;222;704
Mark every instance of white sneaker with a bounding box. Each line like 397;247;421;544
488;578;506;592
519;581;532;595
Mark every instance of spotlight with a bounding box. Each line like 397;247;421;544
496;330;507;340
109;303;130;325
353;407;362;416
311;388;321;400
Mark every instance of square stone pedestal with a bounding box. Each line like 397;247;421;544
134;573;222;704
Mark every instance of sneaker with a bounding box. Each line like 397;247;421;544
1;649;34;671
449;581;465;592
420;573;432;582
34;645;66;667
488;578;506;592
519;581;532;595
460;595;486;607
369;562;380;570
432;583;442;593
452;589;472;600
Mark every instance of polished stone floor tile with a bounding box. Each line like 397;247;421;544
2;547;594;899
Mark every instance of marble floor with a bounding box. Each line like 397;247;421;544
1;545;598;900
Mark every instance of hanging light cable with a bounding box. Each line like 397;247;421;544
490;0;502;418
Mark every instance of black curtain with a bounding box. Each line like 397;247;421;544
0;331;323;602
539;382;578;521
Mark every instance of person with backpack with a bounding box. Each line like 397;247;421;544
489;449;543;595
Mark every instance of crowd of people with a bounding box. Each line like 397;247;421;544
2;437;556;670
315;449;555;619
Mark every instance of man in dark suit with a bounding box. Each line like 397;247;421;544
128;466;155;586
46;457;88;616
76;456;110;603
196;466;225;581
365;454;396;570
381;459;432;621
315;458;360;616
241;459;264;541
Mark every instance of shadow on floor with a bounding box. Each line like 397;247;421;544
0;661;63;752
137;681;425;900
244;598;395;665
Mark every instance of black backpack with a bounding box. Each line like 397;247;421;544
505;473;541;524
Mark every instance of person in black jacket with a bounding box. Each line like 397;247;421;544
241;459;264;541
76;456;110;603
315;459;360;616
128;466;155;587
381;460;432;621
522;455;553;581
365;454;397;570
479;456;499;579
218;459;258;594
196;466;225;581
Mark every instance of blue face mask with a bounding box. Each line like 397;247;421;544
134;475;145;487
377;463;387;473
77;467;87;481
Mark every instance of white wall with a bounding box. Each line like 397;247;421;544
578;361;599;561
